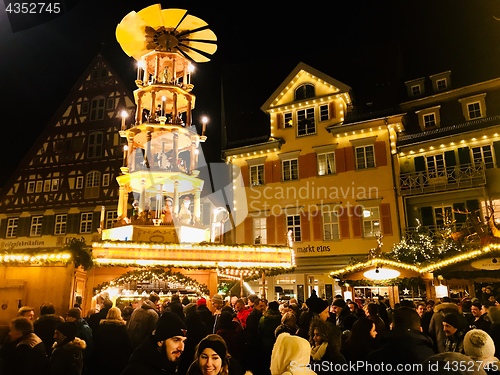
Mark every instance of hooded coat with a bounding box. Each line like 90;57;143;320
270;332;316;375
127;299;160;348
428;302;460;353
49;337;86;375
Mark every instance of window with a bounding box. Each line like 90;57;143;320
319;104;329;121
85;171;100;199
30;216;43;236
253;218;267;245
362;207;380;238
472;145;494;169
322;207;339;240
355;145;375;169
423;113;436;128
106;211;118;229
317;152;335;176
43;180;51;192
6;218;18;238
434;206;453;228
54;214;67;235
294;84;315;100
80;212;93;233
27;181;35;193
436;78;447;90
467;102;482;119
286;215;301;242
284;112;293;128
35;181;43;193
411;85;421;96
88;132;103;158
106;98;115;110
89;97;105;121
76;176;84;189
282;159;299;181
51;179;59;191
426;154;445;179
297;108;316;136
102;173;110;187
81;101;89;114
250;165;264;186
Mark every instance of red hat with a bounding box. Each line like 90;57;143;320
197;297;207;306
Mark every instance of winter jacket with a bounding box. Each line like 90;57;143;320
49;337;86;375
34;314;65;356
428;302;460;353
0;332;48;375
120;335;180;375
127;300;160;348
93;318;132;375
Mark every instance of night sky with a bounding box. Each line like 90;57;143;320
1;0;500;186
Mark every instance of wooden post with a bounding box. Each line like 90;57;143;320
261;270;266;299
240;273;244;297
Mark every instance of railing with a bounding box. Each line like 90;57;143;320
398;163;486;196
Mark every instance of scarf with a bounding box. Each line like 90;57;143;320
311;342;328;361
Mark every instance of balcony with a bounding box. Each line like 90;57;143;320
399;163;486;196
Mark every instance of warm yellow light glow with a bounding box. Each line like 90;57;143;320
363;268;400;280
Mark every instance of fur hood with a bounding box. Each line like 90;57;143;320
434;302;459;314
53;337;87;351
100;318;126;326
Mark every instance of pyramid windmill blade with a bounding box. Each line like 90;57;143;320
136;4;165;29
179;28;217;55
177;44;212;62
116;11;150;59
160;8;189;29
175;14;208;33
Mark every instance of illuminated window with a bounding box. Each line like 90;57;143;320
319;104;329;121
355;145;375;169
76;176;84;189
317;152;335;175
80;212;93;233
411;85;421;96
472;145;494;169
51;179;59;191
294;84;315;100
286;215;301;242
253;218;267;245
297;108;316;136
90;97;105;121
30;216;43;236
282;159;299;181
102;173;110;187
43;180;51;192
27;181;35;193
322;207;339;240
55;214;67;235
6;218;18;238
362;207;380;238
88;132;103;158
250;165;264;186
35;181;43;193
106;211;118;229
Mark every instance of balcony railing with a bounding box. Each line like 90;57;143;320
398;163;486;196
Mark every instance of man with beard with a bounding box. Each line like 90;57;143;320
120;312;187;375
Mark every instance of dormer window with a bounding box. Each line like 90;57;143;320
415;106;441;130
459;94;486;121
404;77;425;98
430;71;451;92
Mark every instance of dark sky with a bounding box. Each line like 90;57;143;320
1;0;500;186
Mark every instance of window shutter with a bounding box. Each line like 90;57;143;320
276;214;285;245
43;215;55;235
265;160;273;184
339;208;350;239
244;217;253;244
458;147;471;165
267;215;276;244
273;161;281;182
299;153;316;178
345;147;355;171
494;141;500;167
276;113;284;129
414;156;426;172
374;141;387;167
328;102;336;119
444;150;456;167
240;165;249;187
18;217;30;237
351;205;363;238
312;209;322;240
67;213;79;234
335;148;346;173
301;211;310;242
380;203;392;236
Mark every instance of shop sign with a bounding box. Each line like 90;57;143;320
470;258;500;270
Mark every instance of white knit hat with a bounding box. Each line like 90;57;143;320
463;329;497;362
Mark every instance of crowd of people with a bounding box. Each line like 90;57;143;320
1;288;500;375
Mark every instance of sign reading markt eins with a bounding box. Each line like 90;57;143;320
471;258;500;271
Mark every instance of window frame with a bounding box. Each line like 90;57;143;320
319;104;329;122
471;145;494;169
282;158;299;181
322;206;340;241
362;207;380;238
80;212;93;234
253;217;267;245
76;176;84;189
30;216;43;236
286;214;302;242
105;211;118;229
317;151;336;176
102;173;110;187
87;131;104;159
54;214;67;235
284;112;293;128
27;181;35;193
250;164;264;186
89;97;105;121
297;107;316;137
355;145;376;170
6;218;18;238
467;101;482;120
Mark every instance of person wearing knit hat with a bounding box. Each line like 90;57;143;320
51;321;86;375
306;297;330;321
330;299;357;331
186;334;251;375
270;332;317;375
464;329;499;371
121;312;188;375
197;297;207;307
443;312;468;353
